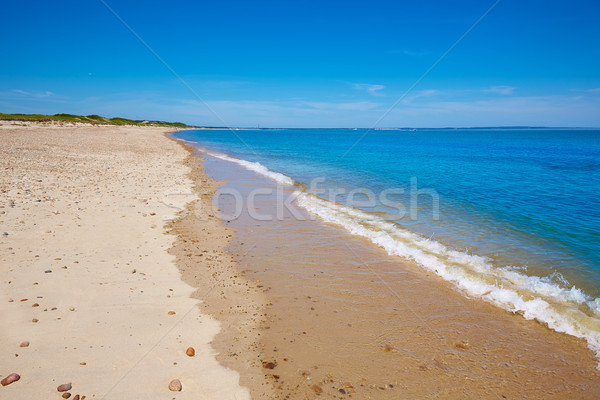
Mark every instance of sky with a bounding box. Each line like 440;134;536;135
1;0;599;128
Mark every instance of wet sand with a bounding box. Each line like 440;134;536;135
180;150;600;399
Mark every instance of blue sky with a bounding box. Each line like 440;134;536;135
1;0;599;127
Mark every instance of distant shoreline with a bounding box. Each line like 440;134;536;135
2;112;598;131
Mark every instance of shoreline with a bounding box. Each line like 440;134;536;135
166;138;275;397
3;121;597;399
173;139;600;398
0;123;249;399
174;136;600;359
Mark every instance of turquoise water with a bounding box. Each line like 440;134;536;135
173;128;600;357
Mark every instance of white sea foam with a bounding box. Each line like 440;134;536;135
198;147;600;366
295;191;600;366
204;150;294;186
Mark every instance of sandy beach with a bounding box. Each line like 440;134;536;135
0;122;249;399
2;122;599;400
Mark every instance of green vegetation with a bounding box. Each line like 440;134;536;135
0;112;196;128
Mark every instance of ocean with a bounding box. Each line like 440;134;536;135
173;127;600;360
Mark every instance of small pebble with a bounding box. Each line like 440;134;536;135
32;303;39;307
1;373;20;386
19;341;29;348
32;318;38;323
168;379;182;392
312;385;323;394
73;395;80;400
185;347;195;357
62;393;71;399
168;311;176;315
2;232;8;236
455;341;470;350
45;270;52;273
262;361;276;369
57;383;72;392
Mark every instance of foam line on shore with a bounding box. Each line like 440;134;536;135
203;149;294;186
197;146;600;367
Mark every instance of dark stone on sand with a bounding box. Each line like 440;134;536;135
45;270;52;273
262;361;276;369
62;393;71;399
57;383;72;392
1;373;20;386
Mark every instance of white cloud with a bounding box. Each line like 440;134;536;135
11;89;54;98
572;88;600;93
352;83;386;97
383;94;600;127
483;86;516;95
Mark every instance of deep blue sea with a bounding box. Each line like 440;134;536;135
173;128;600;356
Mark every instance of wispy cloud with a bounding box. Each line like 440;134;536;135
403;89;439;103
384;94;600;127
572;88;600;93
352;83;386;97
11;89;54;98
482;86;516;95
303;101;381;111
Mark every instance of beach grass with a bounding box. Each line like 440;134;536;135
0;112;194;128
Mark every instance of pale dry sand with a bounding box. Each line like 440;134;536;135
0;123;249;399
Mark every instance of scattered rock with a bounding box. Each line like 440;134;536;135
168;379;182;392
62;393;71;399
32;318;38;323
73;395;80;400
185;347;195;357
19;341;29;348
1;373;20;386
2;232;8;236
80;362;86;366
339;388;346;394
167;311;176;315
262;361;277;369
455;341;470;350
32;303;39;307
312;385;323;394
57;383;72;392
44;270;52;273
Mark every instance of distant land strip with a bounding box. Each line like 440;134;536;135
0;112;198;129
